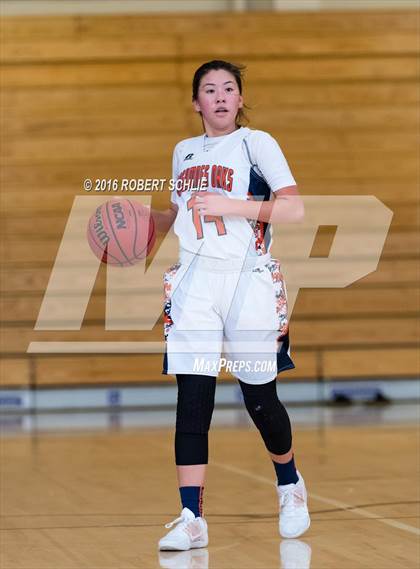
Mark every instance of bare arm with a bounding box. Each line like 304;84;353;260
229;186;305;224
193;186;305;224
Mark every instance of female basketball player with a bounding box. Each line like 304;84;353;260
151;60;310;551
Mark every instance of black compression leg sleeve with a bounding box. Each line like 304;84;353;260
238;378;292;455
175;374;216;465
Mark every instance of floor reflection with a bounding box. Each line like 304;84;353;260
159;548;209;569
157;539;312;569
280;539;312;569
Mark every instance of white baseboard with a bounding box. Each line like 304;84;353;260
0;378;418;413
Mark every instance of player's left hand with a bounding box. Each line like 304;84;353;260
193;193;232;216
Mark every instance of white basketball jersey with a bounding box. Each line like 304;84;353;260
170;127;295;260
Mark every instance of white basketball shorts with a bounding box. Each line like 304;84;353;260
162;249;295;384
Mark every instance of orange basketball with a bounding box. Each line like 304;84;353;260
87;199;155;266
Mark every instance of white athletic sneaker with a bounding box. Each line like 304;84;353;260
159;548;209;569
277;470;310;538
280;539;312;569
158;507;208;551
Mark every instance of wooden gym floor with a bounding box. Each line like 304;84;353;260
1;407;419;569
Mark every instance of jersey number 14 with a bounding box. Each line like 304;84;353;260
187;196;227;238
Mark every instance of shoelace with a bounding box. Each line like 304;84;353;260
280;488;304;511
165;515;184;529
